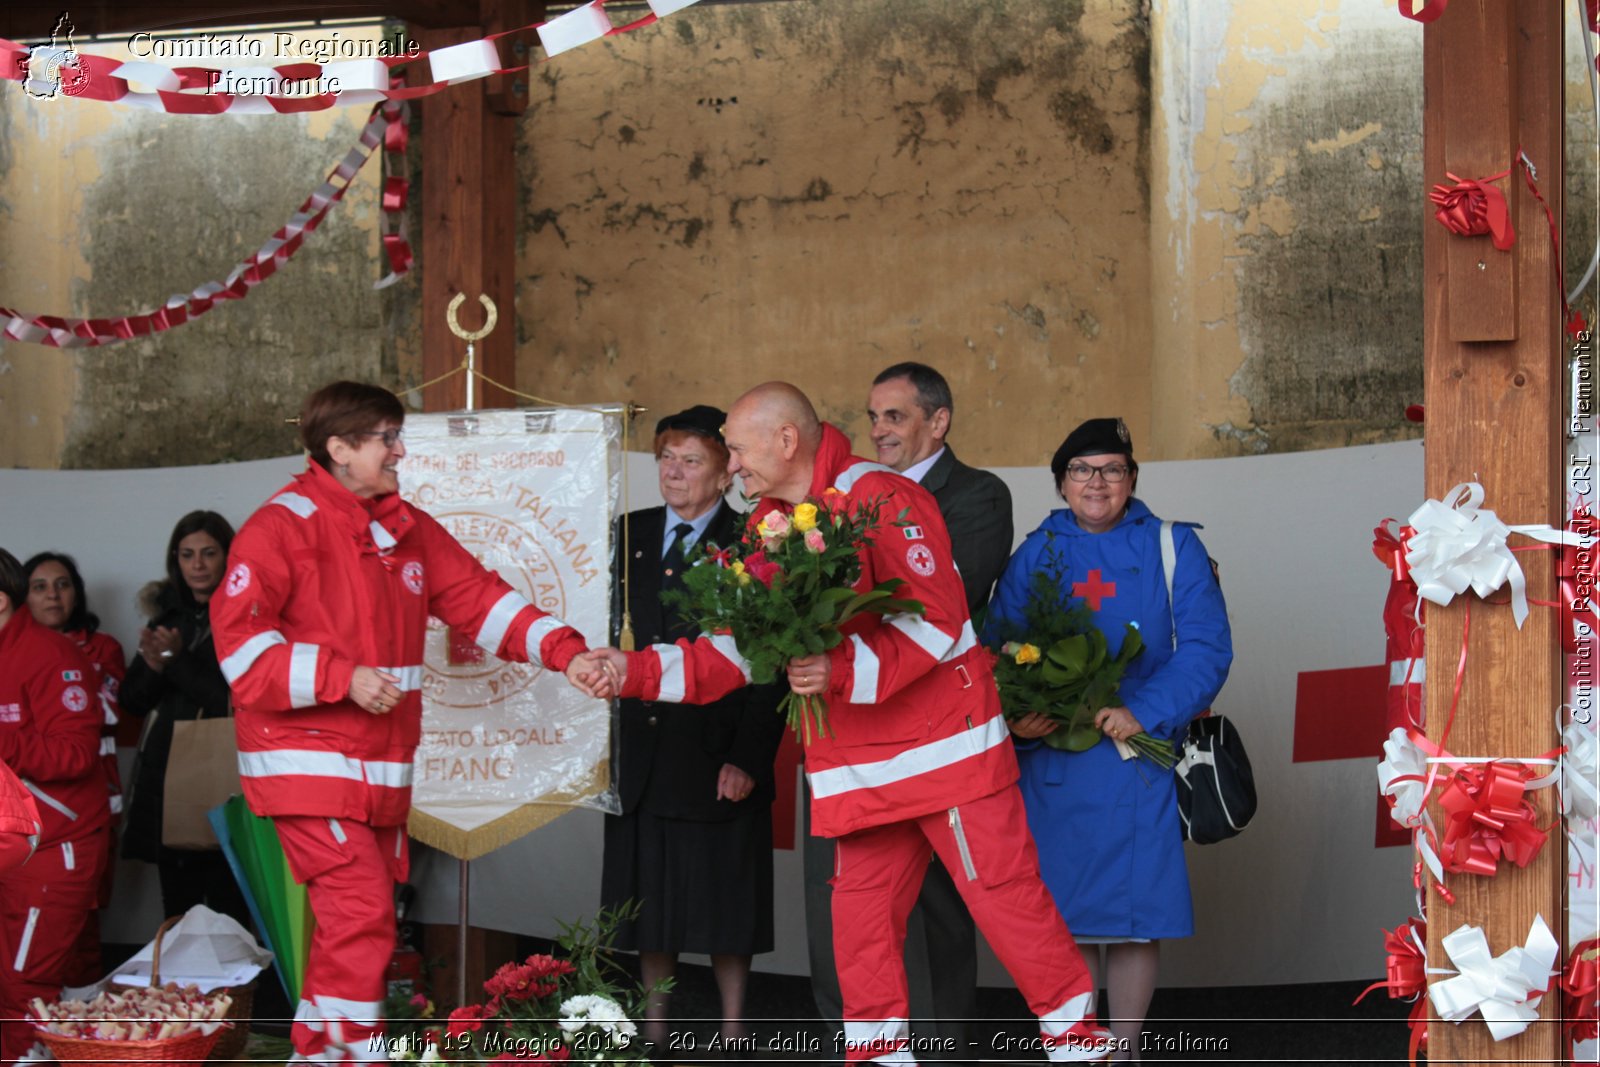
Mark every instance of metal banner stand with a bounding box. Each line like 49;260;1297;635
444;292;498;1008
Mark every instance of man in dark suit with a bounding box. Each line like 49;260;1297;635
605;405;786;1052
804;363;1014;1059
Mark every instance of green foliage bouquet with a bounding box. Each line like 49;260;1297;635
988;566;1174;768
668;489;924;743
384;905;663;1064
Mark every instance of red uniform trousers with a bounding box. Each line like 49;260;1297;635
831;783;1108;1064
275;815;407;1064
0;831;110;1065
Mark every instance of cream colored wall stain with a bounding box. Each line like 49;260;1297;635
0;25;417;470
516;0;1152;469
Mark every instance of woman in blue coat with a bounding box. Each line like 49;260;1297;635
987;418;1231;1059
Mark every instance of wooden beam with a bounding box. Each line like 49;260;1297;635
1422;2;1564;1063
416;23;520;413
0;2;483;39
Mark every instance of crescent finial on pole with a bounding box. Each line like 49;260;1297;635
446;294;498;411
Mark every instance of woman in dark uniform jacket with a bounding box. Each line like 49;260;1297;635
602;405;786;1051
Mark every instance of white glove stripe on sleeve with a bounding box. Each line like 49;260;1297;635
809;715;1009;799
476;590;528;655
848;634;880;704
525;614;567;667
220;629;288;683
707;634;754;683
288;643;321;708
886;613;962;663
656;644;687;703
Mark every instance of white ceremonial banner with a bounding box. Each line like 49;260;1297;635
400;407;622;856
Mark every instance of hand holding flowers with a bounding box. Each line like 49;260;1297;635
669;491;924;742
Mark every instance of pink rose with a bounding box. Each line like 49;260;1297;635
804;528;826;554
761;509;791;537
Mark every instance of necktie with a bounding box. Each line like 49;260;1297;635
661;522;694;584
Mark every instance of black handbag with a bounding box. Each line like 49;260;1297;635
1175;714;1256;843
1159;521;1256;844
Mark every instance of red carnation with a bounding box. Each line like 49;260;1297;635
744;552;782;587
445;1004;488;1037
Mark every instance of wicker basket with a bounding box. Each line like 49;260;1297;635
32;915;233;1067
207;977;256;1062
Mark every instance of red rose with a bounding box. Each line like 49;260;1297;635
744;552;782;587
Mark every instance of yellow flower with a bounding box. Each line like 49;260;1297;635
731;560;752;585
1014;643;1041;665
793;502;820;531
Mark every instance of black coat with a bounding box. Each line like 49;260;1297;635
120;582;231;861
610;501;785;820
921;446;1015;619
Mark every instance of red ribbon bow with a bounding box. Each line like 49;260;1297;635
1429;169;1515;250
1562;939;1600;1043
1372;521;1417;587
1355;918;1429;1061
1436;762;1550;875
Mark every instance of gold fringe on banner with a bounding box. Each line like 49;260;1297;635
406;760;612;861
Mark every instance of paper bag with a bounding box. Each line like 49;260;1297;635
163;716;240;849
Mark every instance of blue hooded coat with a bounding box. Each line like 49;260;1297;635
986;498;1232;938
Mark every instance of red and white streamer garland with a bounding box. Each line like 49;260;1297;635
0;0;696;115
0;100;400;347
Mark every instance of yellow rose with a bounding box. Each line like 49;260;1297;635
793;502;820;532
1014;643;1041;665
731;560;751;585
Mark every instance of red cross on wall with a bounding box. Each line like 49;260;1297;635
1292;664;1409;848
1072;569;1117;611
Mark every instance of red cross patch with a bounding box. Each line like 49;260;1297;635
906;544;936;576
1071;569;1117;611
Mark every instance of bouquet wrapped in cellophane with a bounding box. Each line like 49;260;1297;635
988;565;1173;768
667;489;925;743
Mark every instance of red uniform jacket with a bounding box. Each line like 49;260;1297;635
0;756;40;873
66;628;125;817
620;423;1018;837
211;462;591;827
0;611;108;847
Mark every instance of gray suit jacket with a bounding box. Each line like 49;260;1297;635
920;445;1014;620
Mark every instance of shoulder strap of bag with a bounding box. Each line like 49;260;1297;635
1160;519;1176;652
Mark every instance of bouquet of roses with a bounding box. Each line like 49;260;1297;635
667;489;925;743
988;564;1174;768
386;905;662;1064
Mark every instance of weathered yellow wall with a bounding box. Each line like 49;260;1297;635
0;2;1594;468
0;24;420;470
518;0;1153;468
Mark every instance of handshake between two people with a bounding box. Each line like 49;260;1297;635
564;648;836;702
351;648;836;714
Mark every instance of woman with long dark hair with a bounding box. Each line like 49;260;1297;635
120;510;251;924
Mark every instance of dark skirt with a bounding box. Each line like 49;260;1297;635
601;805;775;956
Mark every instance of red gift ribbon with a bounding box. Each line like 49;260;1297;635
1429;168;1514;250
1354;917;1430;1061
1435;761;1551;875
1399;0;1450;22
1562;939;1600;1044
1372;521;1417;587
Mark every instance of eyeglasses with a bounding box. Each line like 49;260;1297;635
358;428;405;448
1064;462;1133;483
656;451;708;471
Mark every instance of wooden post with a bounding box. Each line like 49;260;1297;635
1422;2;1564;1062
414;11;535;413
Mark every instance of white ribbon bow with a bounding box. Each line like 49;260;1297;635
1405;482;1583;628
1378;727;1429;827
1428;914;1560;1041
1565;718;1600;823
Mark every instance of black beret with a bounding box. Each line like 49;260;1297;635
655;404;726;442
1050;417;1133;482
